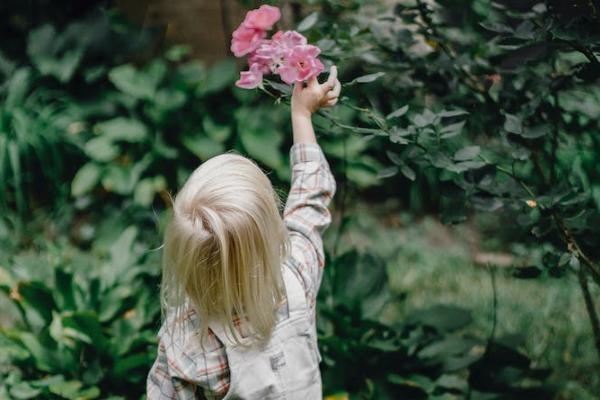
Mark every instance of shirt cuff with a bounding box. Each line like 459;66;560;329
290;143;327;165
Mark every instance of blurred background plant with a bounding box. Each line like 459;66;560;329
0;0;599;399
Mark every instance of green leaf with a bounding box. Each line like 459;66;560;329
182;134;225;160
522;124;549;139
95;118;148;142
101;165;130;194
9;382;42;399
134;178;156;207
439;109;469;118
84;136;119;162
330;250;390;318
113;353;152;378
386;105;409;119
109;63;164;99
504;114;522;134
297;12;319;32
203;117;232;142
400;164;416;181
413;110;437;128
99;286;132;322
440;121;465;138
17;332;56;372
388;374;433;392
454;146;480;161
347;72;386;85
6;68;32;108
54;269;76;311
72;163;101;197
48;380;82;399
235;107;283;170
165;45;191;62
27;25;84;82
19;281;56;323
377;166;399;179
61;311;107;351
479;22;513;33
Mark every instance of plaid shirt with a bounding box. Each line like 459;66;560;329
147;143;336;399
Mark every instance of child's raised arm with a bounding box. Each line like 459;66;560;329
283;66;340;313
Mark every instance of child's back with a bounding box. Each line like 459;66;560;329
147;67;340;400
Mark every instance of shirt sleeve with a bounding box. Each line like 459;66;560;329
147;339;198;400
283;143;336;313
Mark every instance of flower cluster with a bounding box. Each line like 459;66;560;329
231;5;324;89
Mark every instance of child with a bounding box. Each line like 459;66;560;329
147;66;341;399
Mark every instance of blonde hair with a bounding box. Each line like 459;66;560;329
161;153;289;344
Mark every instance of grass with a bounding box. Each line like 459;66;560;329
327;204;599;399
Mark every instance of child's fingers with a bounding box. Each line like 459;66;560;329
307;76;319;90
328;79;341;98
326;85;340;100
324;97;338;107
321;67;337;93
326;66;338;88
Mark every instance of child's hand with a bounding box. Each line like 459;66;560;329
291;66;341;118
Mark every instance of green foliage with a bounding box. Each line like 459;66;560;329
1;0;600;398
317;246;555;399
0;218;161;399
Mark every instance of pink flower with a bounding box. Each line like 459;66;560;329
231;25;266;57
248;49;272;74
252;31;308;74
235;63;263;89
271;30;307;49
243;5;281;31
230;6;324;90
278;45;324;84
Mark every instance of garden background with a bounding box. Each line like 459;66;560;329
0;0;599;399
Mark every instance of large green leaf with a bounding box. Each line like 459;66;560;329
9;382;41;399
61;311;108;351
84;136;119;162
94;117;148;142
5;68;32;108
18;281;56;324
72;162;101;197
235;107;284;170
181;134;224;160
27;25;84;83
108;61;167;100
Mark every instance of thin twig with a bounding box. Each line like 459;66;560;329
553;213;600;286
486;264;498;347
577;266;600;359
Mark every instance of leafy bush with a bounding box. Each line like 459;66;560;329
291;0;600;363
0;220;161;399
0;213;557;399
